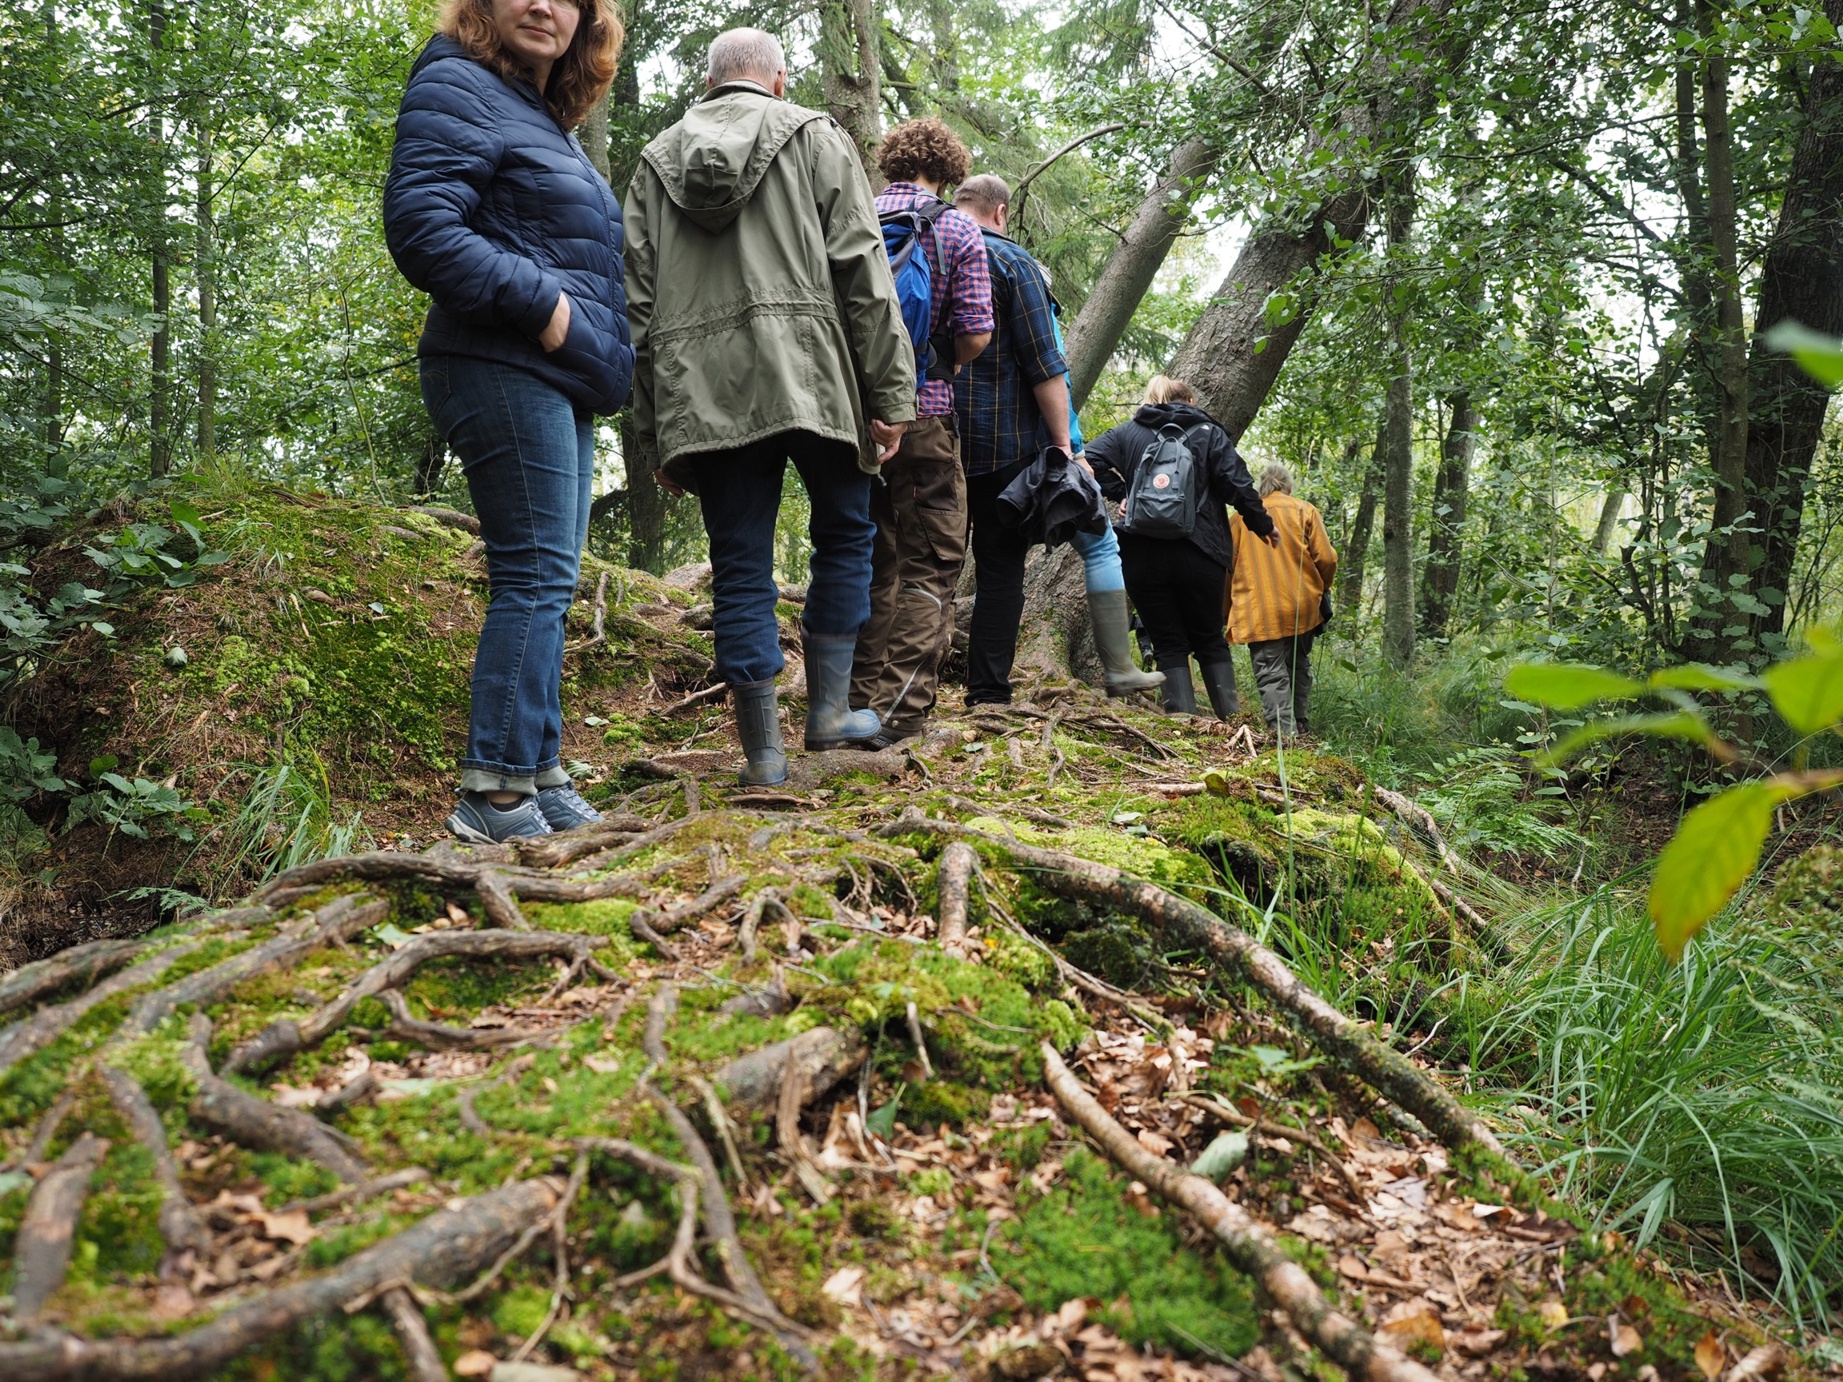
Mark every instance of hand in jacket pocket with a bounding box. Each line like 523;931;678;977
539;291;571;352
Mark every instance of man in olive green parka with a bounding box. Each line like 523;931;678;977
624;28;916;787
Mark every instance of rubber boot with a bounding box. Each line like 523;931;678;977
1160;661;1198;715
1088;589;1166;697
732;678;787;786
803;632;883;750
1199;659;1239;721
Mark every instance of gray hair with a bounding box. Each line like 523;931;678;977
955;173;1012;215
707;28;785;86
1257;462;1294;497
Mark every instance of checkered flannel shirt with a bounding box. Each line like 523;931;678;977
874;182;994;418
952;229;1069;477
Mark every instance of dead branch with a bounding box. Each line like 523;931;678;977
100;1068;207;1256
13;1131;108;1318
713;1026;865;1111
380;1286;447;1382
904;1001;935;1079
935;841;978;950
0;1178;563;1380
1171;1090;1370;1205
125;894;389;1038
1044;1044;1441;1382
887;816;1506;1161
282;1167;431;1216
661;680;730;716
377;990;543;1050
566;569;610;653
225;929;600;1074
0;937;148;1019
182;1014;367;1181
641;874;746;935
1371;786;1463;873
0;938;216;1075
409;503;481;534
314;1068;378;1119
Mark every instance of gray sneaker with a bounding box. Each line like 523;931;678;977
447;791;553;843
536;783;603;831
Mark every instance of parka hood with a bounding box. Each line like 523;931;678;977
1134;401;1217;431
640;83;827;232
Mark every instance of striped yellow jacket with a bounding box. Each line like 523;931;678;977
1226;492;1339;644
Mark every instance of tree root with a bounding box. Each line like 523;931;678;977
636;874;746;936
1044;1043;1440;1382
100;1067;207;1257
0;1178;564;1381
713;1026;865;1111
510;816;651;870
0;937;149;1019
182;1014;367;1182
13;1131;108;1319
935;841;978;951
0;938;217;1075
380;1285;447;1382
125;894;389;1039
377;990;544;1050
281;1167;430;1216
224;929;603;1075
889;816;1505;1161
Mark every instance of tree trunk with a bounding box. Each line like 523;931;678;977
581;93;611;183
1420;390;1475;640
820;0;882;185
146;0;171;478
1696;0;1750;625
625;417;668;574
195;120;216;462
1380;171;1416;669
413;429;446;498
1338;420;1386;619
1592;488;1626;555
1741;0;1843;636
1064;139;1219;410
1165;0;1460;443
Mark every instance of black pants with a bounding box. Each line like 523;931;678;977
964;461;1033;704
1117;533;1232;673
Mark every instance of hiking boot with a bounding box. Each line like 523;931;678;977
803;632;882;750
1089;590;1165;697
733;678;788;786
1160;662;1198;716
1199;660;1239;721
536;783;603;831
448;791;552;843
852;724;920;752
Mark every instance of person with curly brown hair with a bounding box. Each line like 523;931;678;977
847;118;994;748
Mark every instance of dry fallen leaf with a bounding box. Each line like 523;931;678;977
582;1053;621;1075
1451;1328;1508;1357
821;1265;866;1307
1696;1331;1727;1381
255;1209;317;1245
454;1350;498;1377
1609;1317;1644;1358
1378;1299;1446;1356
1537;1299;1570;1330
1135;1128;1174;1156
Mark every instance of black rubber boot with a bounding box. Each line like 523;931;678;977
1160;661;1197;715
1199;660;1240;721
732;678;788;786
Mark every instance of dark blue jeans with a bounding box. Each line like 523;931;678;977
684;432;874;686
422;355;593;794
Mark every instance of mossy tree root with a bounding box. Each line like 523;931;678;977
713;1026;865;1111
890;816;1506;1161
0;938;216;1075
13;1131;109;1319
256;849;651;927
181;1014;367;1182
100;1067;207;1258
375;990;544;1050
0;938;149;1019
0;1178;564;1382
379;1286;447;1382
224;929;606;1075
637;874;746;935
935;841;978;951
1043;1044;1442;1382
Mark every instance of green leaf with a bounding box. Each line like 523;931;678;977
1761;320;1843;390
1504;662;1645;710
168;498;201;527
1539;712;1715;767
866;1089;902;1139
1647;664;1760;693
1189;1131;1249;1182
89;753;119;776
1760;648;1843;733
1648;783;1792;960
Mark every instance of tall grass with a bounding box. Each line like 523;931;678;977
202;756;369;885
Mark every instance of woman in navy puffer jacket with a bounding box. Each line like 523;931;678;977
385;0;633;843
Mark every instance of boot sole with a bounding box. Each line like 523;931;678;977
804;736;883;752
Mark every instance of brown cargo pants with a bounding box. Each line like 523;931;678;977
849;416;968;733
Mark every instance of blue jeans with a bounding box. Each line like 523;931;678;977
1070;521;1125;593
421;356;593;794
685;433;874;686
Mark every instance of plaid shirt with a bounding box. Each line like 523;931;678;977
953;229;1069;476
874;183;994;417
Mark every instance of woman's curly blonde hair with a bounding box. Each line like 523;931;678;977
440;0;623;130
876;118;972;188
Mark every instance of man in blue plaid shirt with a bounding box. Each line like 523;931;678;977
949;174;1164;705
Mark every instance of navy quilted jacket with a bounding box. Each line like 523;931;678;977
384;36;633;415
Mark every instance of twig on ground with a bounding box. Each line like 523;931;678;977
509;1151;590;1363
940;793;1073;829
566;570;610;653
1371;786;1464;874
904;1000;934;1079
378;990;544;1050
662;681;730;716
315;1068;378;1120
1172;1090;1370;1205
282;1168;431;1217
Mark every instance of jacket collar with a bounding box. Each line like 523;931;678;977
700;79;777;102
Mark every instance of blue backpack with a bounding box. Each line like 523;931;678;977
881;199;954;389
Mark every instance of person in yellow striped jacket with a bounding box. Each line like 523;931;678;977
1226;463;1338;737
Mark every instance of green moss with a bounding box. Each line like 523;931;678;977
900;1079;990;1128
998;1148;1257;1359
493;1282;552;1339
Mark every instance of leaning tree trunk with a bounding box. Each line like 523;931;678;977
1380;167;1417;669
1420;390;1476;640
1742;0;1843;637
1337;420;1385;620
820;0;882;185
1064;139;1219;410
1165;0;1462;443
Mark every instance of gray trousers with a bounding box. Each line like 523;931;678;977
1248;630;1317;734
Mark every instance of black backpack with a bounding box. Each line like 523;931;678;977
1120;424;1202;538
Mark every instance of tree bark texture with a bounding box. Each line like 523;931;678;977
1064;138;1219;410
581;91;612;183
1736;0;1843;637
625;415;668;574
1338;420;1385;619
146;0;171;478
1165;0;1460;443
820;0;883;185
1420;390;1476;639
195;120;216;461
1593;487;1627;556
1381;174;1417;668
13;1132;108;1319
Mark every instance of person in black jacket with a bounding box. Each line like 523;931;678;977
1085;376;1276;717
384;0;633;843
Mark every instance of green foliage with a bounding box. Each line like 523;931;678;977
1762;320;1843;390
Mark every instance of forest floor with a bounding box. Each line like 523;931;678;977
0;487;1831;1382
